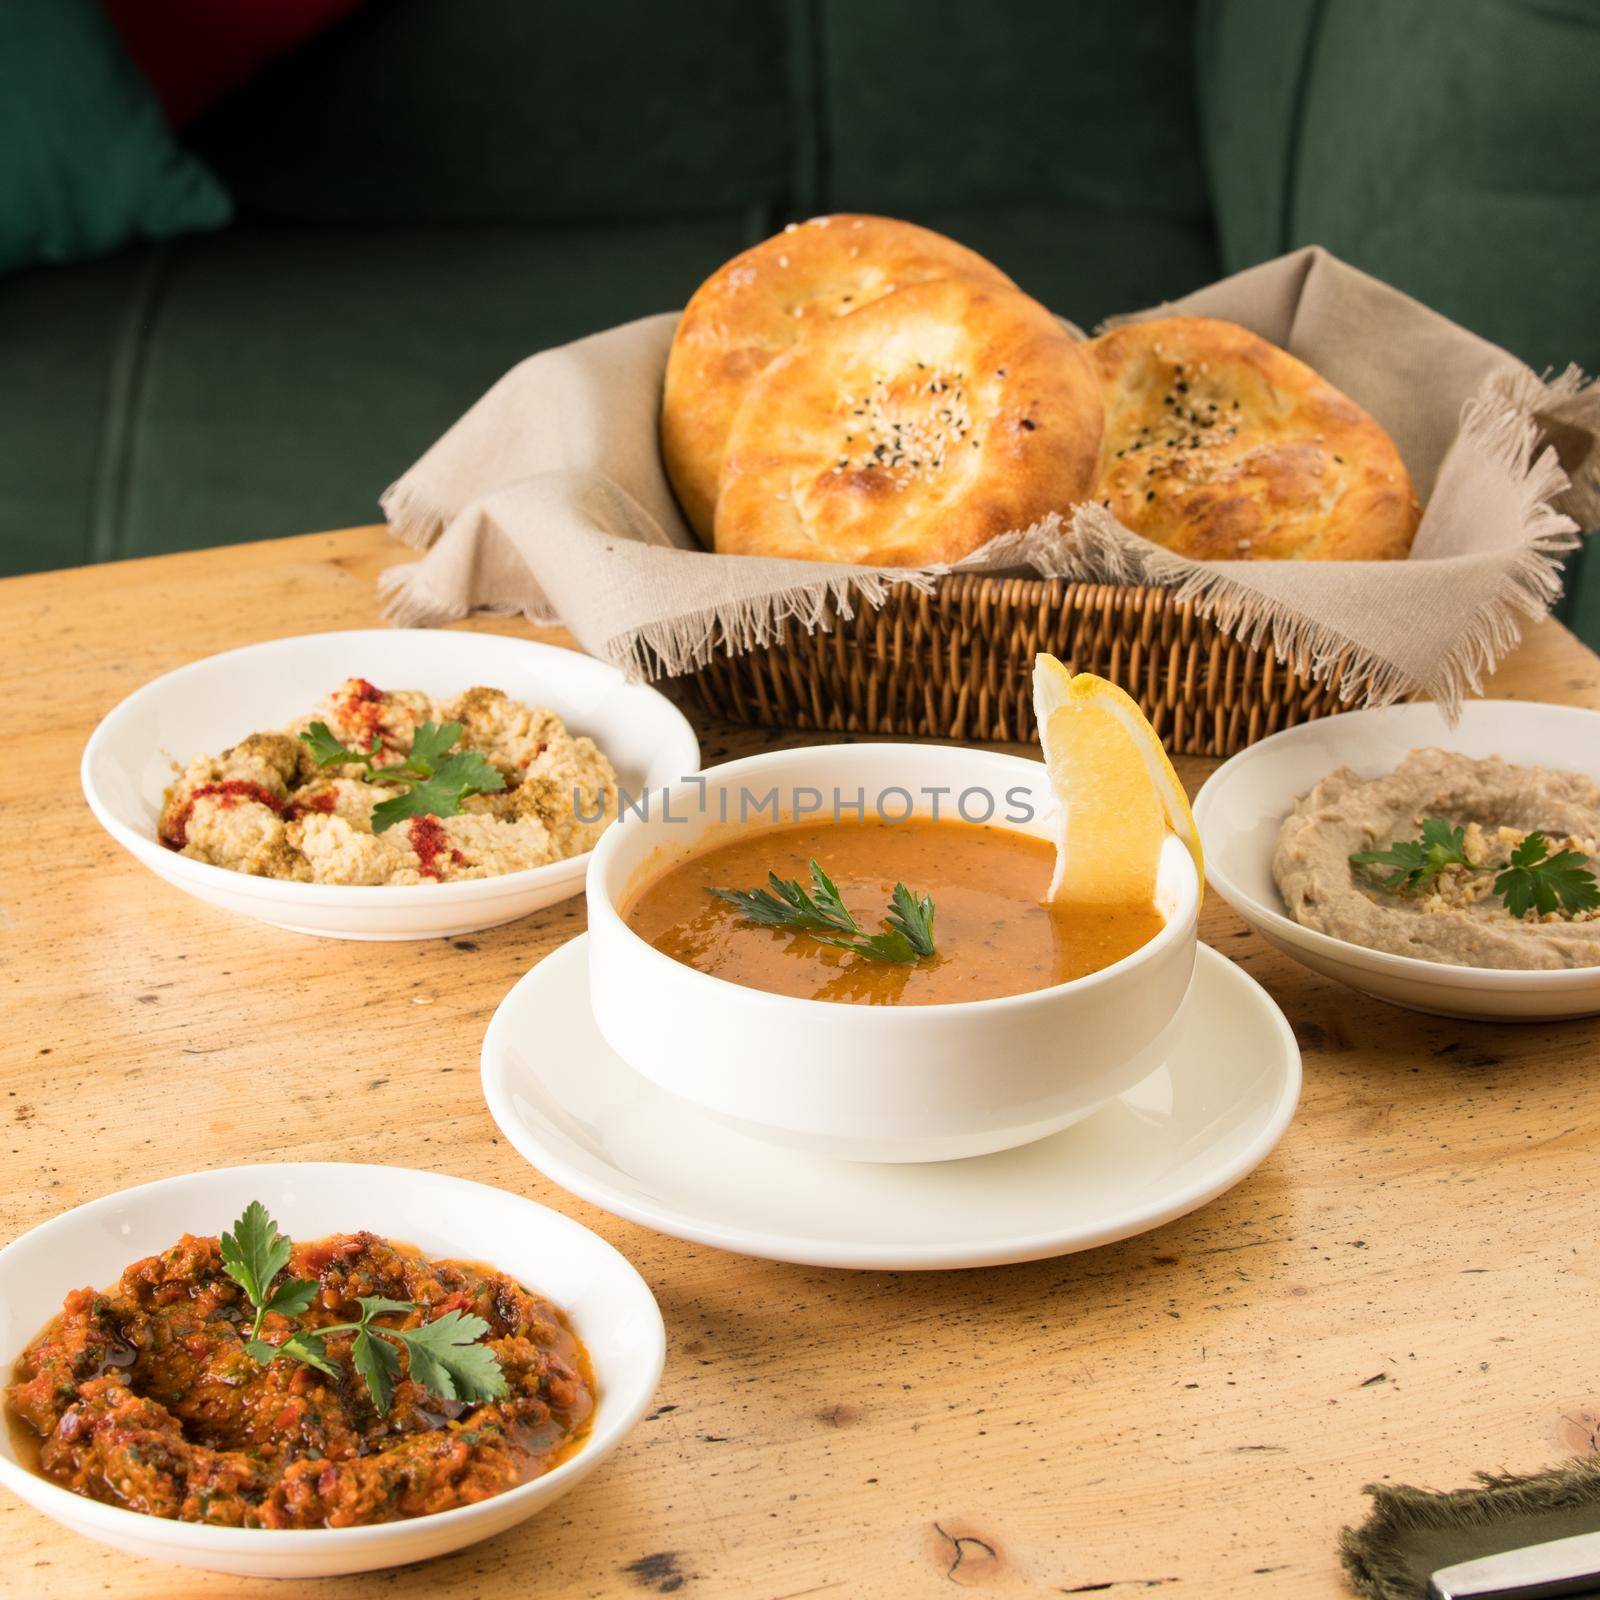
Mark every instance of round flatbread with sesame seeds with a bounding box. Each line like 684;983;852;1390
713;277;1104;567
661;215;1016;543
1087;316;1421;561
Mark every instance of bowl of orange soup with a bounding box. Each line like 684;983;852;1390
585;744;1198;1162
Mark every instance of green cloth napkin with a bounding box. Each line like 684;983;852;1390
1342;1457;1600;1598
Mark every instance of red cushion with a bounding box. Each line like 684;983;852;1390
101;0;365;126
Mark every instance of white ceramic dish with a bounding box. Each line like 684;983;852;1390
483;935;1299;1270
1193;699;1600;1020
0;1163;665;1578
585;743;1199;1162
81;629;700;941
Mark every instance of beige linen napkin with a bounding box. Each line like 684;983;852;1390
379;246;1599;715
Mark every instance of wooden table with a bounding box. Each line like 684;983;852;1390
4;527;1600;1600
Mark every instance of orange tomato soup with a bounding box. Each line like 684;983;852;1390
622;818;1164;1005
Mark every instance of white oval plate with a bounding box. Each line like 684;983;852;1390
0;1163;665;1578
1193;699;1600;1019
81;630;700;940
481;936;1300;1271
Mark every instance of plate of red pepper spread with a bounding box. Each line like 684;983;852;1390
5;1232;594;1529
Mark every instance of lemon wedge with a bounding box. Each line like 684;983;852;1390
1031;654;1204;908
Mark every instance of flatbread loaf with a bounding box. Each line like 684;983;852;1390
1088;316;1420;560
714;277;1104;567
662;215;1015;541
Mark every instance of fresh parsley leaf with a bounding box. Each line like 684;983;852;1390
262;1278;317;1319
296;716;506;834
368;783;464;833
352;1325;404;1414
356;1295;418;1319
302;721;360;767
884;882;936;959
405;720;464;775
1494;832;1600;919
711;861;937;965
227;1208;507;1413
391;1311;509;1406
710;861;861;935
1349;817;1472;896
220;1201;316;1344
430;749;505;796
278;1331;340;1379
219;1201;291;1309
815;927;919;963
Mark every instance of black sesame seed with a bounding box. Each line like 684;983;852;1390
1020;418;1037;431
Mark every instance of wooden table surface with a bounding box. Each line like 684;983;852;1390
4;526;1600;1600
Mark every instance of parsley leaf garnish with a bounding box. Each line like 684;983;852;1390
385;1309;508;1406
221;1204;508;1414
711;860;937;965
1349;817;1472;896
1494;832;1600;919
297;719;504;833
1351;818;1598;921
221;1201;318;1347
884;881;937;958
710;860;861;936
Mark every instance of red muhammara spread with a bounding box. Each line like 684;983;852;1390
5;1232;593;1528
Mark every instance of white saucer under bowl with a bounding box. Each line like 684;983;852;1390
1193;699;1600;1020
481;937;1300;1271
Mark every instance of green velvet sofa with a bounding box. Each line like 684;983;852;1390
4;0;1597;642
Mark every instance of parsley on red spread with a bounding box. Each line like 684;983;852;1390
5;1231;593;1528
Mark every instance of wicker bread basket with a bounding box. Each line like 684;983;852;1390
685;573;1348;758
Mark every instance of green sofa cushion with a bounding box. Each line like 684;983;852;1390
1200;0;1600;378
1195;0;1321;274
1293;0;1600;378
0;0;231;276
51;219;757;566
0;250;153;573
819;0;1210;224
189;0;797;226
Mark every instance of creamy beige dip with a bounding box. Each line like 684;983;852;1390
159;678;617;885
1273;749;1600;969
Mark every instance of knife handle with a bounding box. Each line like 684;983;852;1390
1430;1529;1600;1600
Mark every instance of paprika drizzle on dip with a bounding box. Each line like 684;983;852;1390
623;818;1165;1005
5;1230;593;1528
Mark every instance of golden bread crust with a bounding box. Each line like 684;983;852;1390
1087;316;1420;560
713;277;1103;567
662;215;1015;541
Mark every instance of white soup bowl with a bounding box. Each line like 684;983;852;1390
585;743;1199;1162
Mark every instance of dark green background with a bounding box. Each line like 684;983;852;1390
2;0;1596;641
